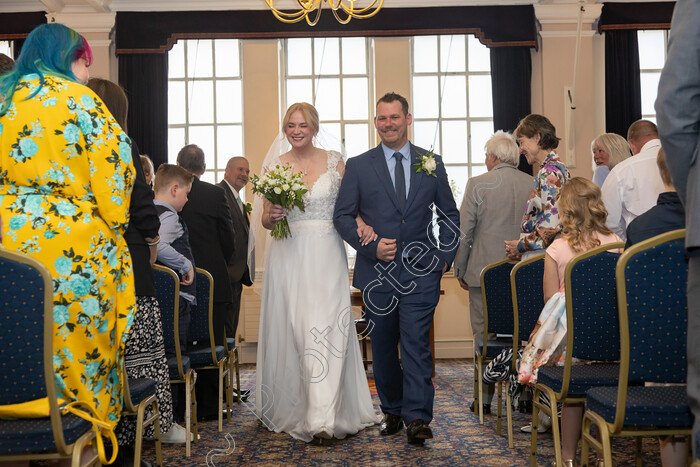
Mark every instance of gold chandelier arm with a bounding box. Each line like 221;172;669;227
332;8;353;24
339;0;384;17
297;0;322;11
305;3;324;26
264;0;310;22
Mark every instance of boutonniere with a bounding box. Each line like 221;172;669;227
245;202;253;214
413;148;438;177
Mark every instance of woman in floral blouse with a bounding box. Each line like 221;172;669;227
505;114;571;260
0;24;135;463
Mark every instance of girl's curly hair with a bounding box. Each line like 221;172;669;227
558;177;612;252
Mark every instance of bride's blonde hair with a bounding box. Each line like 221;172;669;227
283;102;320;134
558;177;612;252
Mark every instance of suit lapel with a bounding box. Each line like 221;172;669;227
404;144;423;211
220;181;249;235
371;145;402;212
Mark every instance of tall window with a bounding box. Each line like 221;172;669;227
167;39;243;183
0;41;12;58
283;38;372;159
638;30;669;124
411;34;493;204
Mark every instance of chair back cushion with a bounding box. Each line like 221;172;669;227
512;256;545;340
0;255;48;404
153;266;179;351
569;251;621;361
623;235;687;384
482;261;516;334
189;269;213;342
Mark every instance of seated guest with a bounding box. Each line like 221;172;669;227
591;133;632;187
141;154;155;189
454;130;532;414
601;120;664;240
153;164;196;356
625;148;684;248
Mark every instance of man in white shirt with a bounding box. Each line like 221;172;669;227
601;120;664;241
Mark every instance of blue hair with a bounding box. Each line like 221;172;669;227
0;23;91;116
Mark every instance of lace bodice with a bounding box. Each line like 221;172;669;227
286;150;343;223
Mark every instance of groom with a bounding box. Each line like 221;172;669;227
334;92;460;444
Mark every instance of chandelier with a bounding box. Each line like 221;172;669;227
264;0;384;26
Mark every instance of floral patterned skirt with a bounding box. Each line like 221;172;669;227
115;296;173;445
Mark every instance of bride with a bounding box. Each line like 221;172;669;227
253;102;379;442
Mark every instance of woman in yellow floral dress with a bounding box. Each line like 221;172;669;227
0;23;135;454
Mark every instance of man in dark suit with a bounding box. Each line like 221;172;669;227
656;0;700;460
177;144;236;346
218;156;254;402
333;92;460;445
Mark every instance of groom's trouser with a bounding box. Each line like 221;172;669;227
364;266;441;424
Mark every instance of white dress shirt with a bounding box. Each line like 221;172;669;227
601;139;664;241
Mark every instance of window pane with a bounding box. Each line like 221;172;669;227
412;76;439;118
445;165;469;206
441;120;468;164
315;77;341;120
168;127;185;162
344;123;369;158
342;77;368;120
188;126;215;169
287;38;312;76
441;75;467;118
315;37;340;75
413;120;440;153
169;41;185;79
286;79;313;109
468;35;491;72
638;30;666;70
217;125;244;162
168;81;186;125
413;36;438;73
187;39;213;78
214;39;240;77
471;165;488;178
216;81;242;123
321;122;342;145
188;80;214;124
440;35;465;73
341;38;366;74
468;75;493;118
641;71;661;116
470;121;494;163
200;171;216;184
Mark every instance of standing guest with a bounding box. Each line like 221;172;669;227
219;156;253;402
0;53;14;75
334;92;460;445
86;78;185;455
655;0;700;461
0;24;134;464
601;120;664;241
590;133;632;187
140;154;155;189
176;144;235;420
453;130;532;414
505;114;571;260
254;102;377;443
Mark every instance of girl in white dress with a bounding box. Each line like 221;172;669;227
254;103;379;442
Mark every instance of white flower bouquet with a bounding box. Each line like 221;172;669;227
250;163;308;239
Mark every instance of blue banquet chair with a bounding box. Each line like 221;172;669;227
0;248;99;466
581;230;692;467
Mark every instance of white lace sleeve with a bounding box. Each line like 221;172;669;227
326;150;345;173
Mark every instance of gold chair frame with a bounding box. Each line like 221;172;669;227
503;252;546;448
530;242;625;467
0;248;99;467
223;330;242;405
193;267;234;432
152;264;198;457
476;258;517;425
580;230;691;467
121;373;163;466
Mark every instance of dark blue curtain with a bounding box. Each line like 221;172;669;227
604;30;641;138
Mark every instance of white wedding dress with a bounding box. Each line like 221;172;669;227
255;150;378;442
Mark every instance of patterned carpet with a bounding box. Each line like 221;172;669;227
141;359;667;466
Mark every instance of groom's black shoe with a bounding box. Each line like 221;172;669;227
380;413;403;435
406;420;433;445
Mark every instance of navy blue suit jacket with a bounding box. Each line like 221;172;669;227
333;143;460;291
